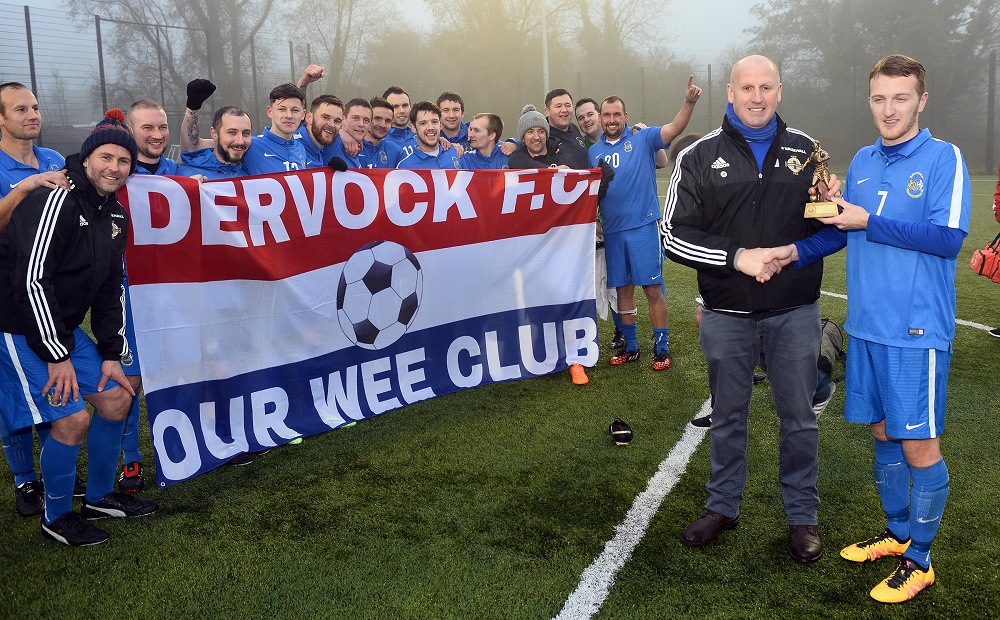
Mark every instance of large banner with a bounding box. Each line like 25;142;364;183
121;168;600;488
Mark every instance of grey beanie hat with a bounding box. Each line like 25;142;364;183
517;104;549;141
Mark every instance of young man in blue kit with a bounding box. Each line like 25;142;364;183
589;77;701;370
382;86;417;156
361;97;405;169
327;98;372;168
297;94;345;168
437;92;470;151
174;82;308;175
460;113;509;170
769;54;971;603
177;105;253;180
127;100;179;175
396;101;461;170
182;82;309;174
0;82;71;516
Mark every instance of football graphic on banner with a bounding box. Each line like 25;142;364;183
336;240;423;350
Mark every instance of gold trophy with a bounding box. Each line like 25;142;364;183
803;140;839;218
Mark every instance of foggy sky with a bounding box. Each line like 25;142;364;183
403;0;752;64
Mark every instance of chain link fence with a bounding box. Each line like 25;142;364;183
0;2;306;156
2;2;997;171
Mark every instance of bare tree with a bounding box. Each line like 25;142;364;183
746;0;1000;162
64;0;280;112
287;0;376;97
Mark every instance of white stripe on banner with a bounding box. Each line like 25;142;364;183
132;224;595;392
555;399;711;620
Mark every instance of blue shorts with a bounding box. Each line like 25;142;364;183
604;222;663;288
844;336;949;439
0;328;122;431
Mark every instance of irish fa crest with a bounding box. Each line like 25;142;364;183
111;222;121;239
786;156;803;175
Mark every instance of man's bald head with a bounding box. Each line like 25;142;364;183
730;55;780;84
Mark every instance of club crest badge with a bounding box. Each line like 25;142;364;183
623;142;633;153
380;151;388;164
906;172;925;198
786;156;804;175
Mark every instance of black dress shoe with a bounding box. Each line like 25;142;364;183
788;524;823;563
689;415;711;428
681;510;739;547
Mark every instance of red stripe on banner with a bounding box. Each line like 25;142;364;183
121;168;600;285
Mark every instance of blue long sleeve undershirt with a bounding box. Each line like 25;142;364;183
793;217;966;268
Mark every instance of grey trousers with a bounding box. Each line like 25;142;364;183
699;302;821;525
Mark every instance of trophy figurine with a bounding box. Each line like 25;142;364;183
803;140;840;218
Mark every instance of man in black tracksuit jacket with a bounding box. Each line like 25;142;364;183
0;110;158;546
662;55;832;565
0;155;130;364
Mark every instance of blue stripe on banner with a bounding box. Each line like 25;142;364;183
149;300;597;487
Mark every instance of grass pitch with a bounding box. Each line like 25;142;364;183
1;173;998;619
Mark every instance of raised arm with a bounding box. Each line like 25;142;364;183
181;79;218;152
297;64;325;90
660;76;702;147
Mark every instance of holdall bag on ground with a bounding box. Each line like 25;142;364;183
818;318;845;376
969;233;1000;283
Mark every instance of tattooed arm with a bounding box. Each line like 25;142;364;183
181;107;217;152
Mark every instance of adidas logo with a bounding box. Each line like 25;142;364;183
78;215;89;227
711;157;730;169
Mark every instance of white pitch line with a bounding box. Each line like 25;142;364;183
820;289;847;300
821;289;995;332
554;399;711;620
954;318;994;331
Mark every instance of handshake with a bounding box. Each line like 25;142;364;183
735;245;797;283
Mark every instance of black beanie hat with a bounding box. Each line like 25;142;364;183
79;108;139;175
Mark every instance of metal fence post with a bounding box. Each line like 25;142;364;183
23;6;40;144
95;15;108;113
155;26;165;108
987;50;996;173
706;64;712;133
640;67;645;121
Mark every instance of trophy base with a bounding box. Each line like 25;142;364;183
804;202;840;218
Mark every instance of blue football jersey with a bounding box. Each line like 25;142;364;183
842;129;971;350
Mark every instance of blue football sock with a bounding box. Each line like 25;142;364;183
121;395;143;465
873;439;911;541
2;426;38;486
85;414;126;504
35;422;52;450
40;437;81;524
611;309;624;331
623;322;638;352
904;459;949;569
653;326;670;354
